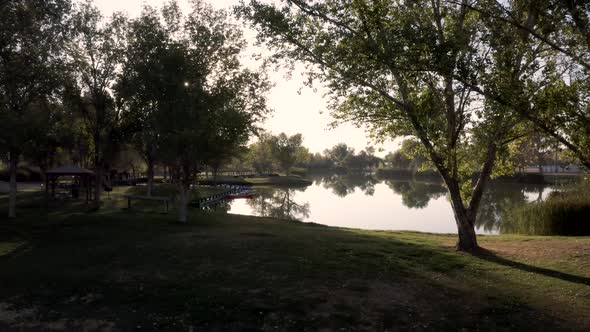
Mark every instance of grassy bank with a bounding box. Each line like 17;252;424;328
200;174;313;187
126;183;228;200
0;190;589;330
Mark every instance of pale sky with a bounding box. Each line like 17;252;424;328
93;0;396;156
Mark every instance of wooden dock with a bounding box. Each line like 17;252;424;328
191;191;232;208
191;185;252;208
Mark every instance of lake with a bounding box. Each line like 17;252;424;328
225;174;555;234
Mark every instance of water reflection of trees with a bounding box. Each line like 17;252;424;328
475;183;545;232
382;179;548;232
247;187;310;221
317;173;379;197
384;180;447;209
249;174;550;232
317;173;448;208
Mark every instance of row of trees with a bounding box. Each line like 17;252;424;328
244;132;575;176
1;0;270;221
383;135;578;175
225;131;569;176
318;144;381;171
238;0;590;250
235;133;385;174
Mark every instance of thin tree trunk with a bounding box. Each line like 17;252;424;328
94;164;102;208
537;187;543;202
213;166;218;185
39;165;47;209
94;130;102;207
8;152;18;218
39;165;47;188
146;158;154;197
177;184;189;223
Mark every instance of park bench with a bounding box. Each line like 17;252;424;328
124;195;171;213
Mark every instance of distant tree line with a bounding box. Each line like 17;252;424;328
216;131;575;177
221;132;386;175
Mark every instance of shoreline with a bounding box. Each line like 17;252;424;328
199;174;313;187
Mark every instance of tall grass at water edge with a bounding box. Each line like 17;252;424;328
501;178;590;235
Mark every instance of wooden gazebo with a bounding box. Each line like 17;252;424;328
45;166;95;204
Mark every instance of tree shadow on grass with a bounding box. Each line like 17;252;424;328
474;248;590;286
0;213;580;331
0;224;550;330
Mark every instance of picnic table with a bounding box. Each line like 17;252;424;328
124;195;171;213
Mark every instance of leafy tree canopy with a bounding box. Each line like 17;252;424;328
237;0;533;250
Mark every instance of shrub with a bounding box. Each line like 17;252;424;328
501;179;590;235
290;167;307;176
0;166;42;182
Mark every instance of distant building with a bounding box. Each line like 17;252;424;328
524;164;583;173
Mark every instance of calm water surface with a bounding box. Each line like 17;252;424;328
226;174;554;234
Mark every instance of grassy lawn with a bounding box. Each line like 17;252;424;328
0;188;589;331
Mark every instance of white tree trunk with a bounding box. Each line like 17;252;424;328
177;185;188;223
146;160;154;197
8;154;18;218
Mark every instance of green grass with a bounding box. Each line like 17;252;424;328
0;189;589;330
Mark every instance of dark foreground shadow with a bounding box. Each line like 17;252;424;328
0;208;580;331
474;248;590;286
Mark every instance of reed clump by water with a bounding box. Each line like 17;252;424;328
501;179;590;235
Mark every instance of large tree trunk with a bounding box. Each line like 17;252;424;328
454;208;478;251
8;152;18;218
177;184;189;223
447;183;479;251
146;158;154;197
457;141;498;252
